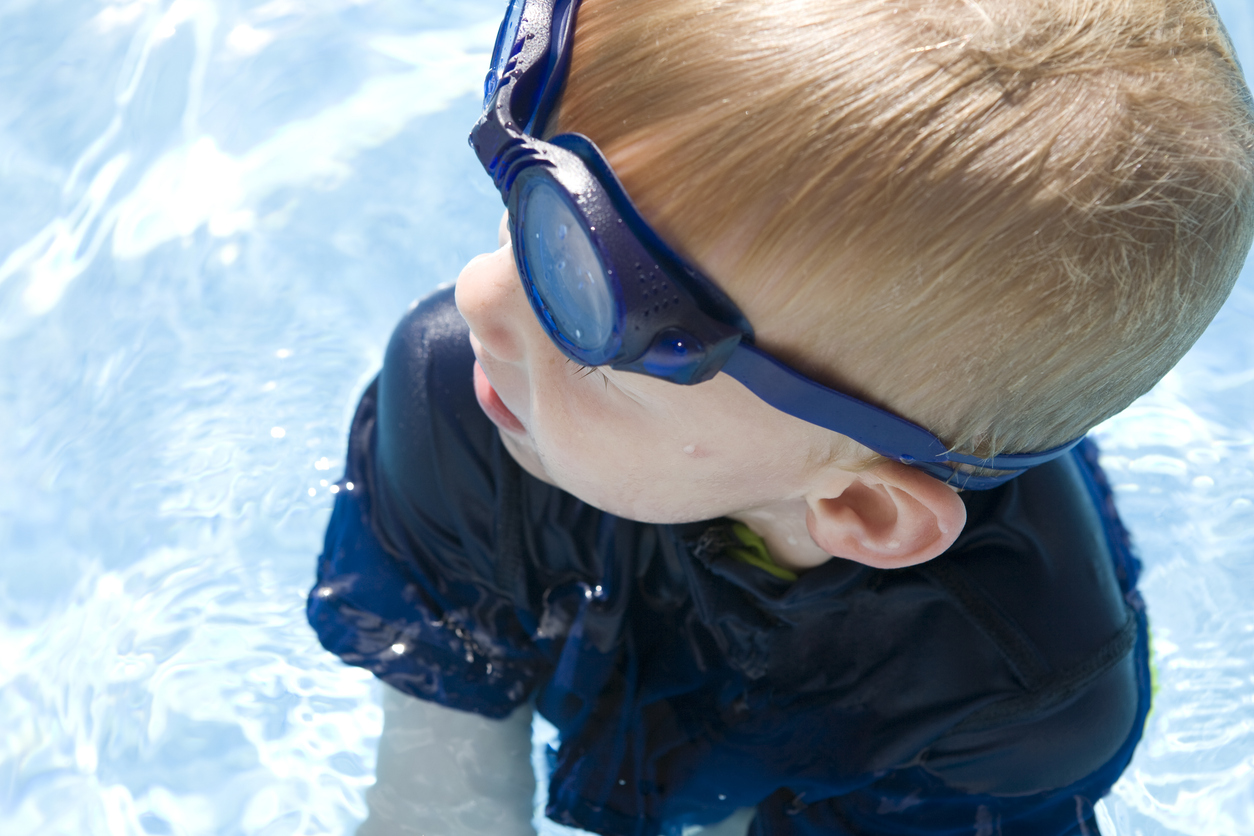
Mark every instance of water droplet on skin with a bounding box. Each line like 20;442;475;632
683;444;696;455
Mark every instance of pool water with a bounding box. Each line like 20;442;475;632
0;1;1251;834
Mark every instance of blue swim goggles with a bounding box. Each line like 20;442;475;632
469;0;1081;489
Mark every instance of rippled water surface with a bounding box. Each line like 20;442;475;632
1;1;1252;834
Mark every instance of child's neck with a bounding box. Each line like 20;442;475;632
729;499;835;573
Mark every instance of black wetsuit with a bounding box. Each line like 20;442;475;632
308;287;1151;836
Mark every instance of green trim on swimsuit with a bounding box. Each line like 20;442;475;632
728;522;798;583
1146;620;1160;717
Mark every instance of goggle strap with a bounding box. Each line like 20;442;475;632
722;343;950;461
721;343;1081;487
525;0;580;136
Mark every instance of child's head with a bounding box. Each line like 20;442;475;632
553;0;1254;459
456;0;1254;569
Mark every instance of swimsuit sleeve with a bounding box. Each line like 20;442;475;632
306;286;552;718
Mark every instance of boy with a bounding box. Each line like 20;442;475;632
309;0;1254;834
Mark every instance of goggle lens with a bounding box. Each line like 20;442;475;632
520;180;615;353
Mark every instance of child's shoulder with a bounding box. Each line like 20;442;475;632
377;283;486;453
372;284;501;529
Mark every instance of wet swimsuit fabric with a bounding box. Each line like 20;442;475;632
308;287;1151;836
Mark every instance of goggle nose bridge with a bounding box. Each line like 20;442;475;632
491;140;550;195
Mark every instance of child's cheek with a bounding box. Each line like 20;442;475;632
498;431;557;488
525;379;660;512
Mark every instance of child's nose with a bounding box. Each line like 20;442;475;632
455;244;529;364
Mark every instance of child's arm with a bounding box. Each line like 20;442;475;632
356;686;537;836
309;287;551;719
308;290;553;829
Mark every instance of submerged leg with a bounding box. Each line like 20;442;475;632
357;685;537;836
687;807;755;836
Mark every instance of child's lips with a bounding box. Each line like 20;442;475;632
473;360;527;435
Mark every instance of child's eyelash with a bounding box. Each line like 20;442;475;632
567;360;608;384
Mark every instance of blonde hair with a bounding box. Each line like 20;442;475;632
555;0;1254;459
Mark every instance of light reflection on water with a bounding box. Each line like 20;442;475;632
0;1;1251;834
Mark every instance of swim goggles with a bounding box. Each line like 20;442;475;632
468;0;1081;489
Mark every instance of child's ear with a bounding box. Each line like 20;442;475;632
804;461;967;569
